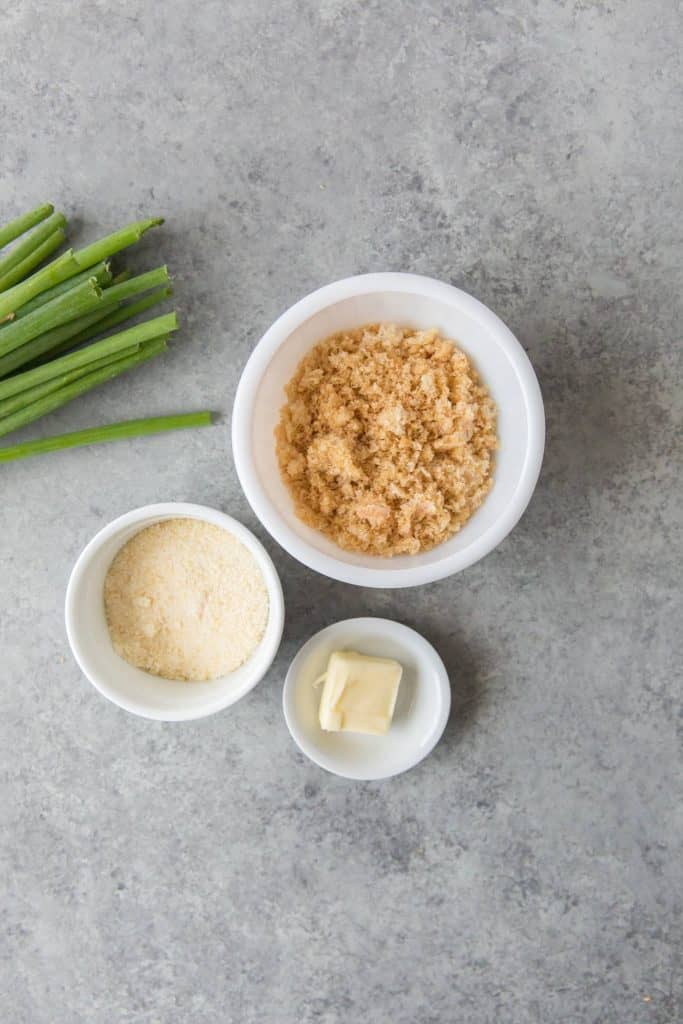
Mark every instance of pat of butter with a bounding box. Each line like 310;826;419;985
317;651;402;735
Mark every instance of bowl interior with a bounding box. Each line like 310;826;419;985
67;512;283;720
246;285;540;578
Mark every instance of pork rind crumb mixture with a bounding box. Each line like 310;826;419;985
275;323;497;556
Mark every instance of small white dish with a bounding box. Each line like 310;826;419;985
282;617;451;780
232;272;545;588
65;503;284;721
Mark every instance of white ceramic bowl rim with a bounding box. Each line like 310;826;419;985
65;503;285;721
232;272;545;588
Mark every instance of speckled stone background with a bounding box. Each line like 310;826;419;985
1;2;681;1022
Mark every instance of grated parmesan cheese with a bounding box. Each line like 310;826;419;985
104;518;269;682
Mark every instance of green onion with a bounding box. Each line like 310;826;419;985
108;269;131;286
0;229;67;293
0;277;103;360
0;219;163;319
0;312;178;402
11;261;112;320
0;250;80;321
0;208;202;458
0;411;212;462
102;266;169;304
73;218;164;270
0;203;54;250
0;347;140;419
0;338;167;439
0;300;119;377
0;212;67;282
35;286;172;363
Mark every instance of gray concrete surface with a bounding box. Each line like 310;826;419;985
1;2;681;1022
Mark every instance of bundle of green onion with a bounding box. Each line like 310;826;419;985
0;203;212;461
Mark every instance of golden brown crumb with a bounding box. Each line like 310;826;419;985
275;323;497;556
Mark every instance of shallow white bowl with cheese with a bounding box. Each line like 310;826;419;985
65;503;284;721
283;618;451;780
232;272;545;588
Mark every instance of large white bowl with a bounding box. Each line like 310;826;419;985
65;503;284;721
232;273;544;588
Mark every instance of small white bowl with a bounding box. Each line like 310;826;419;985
65;503;284;721
283;618;451;780
232;272;545;588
